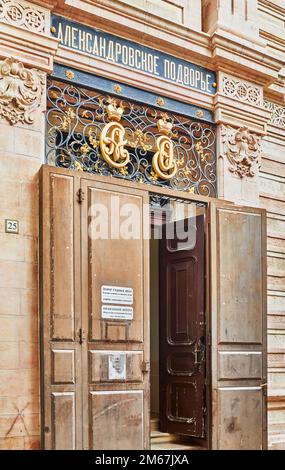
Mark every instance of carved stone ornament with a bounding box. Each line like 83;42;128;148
0;57;45;125
0;0;48;34
264;100;285;128
221;73;263;107
221;125;262;178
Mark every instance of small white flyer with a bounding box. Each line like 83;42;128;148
108;353;126;380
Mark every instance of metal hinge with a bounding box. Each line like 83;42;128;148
141;361;150;374
77;188;85;204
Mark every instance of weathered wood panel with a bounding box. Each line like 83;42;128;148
211;203;267;450
52;350;75;384
218;210;263;344
51;393;76;450
89;351;143;383
218;352;262;380
50;174;75;341
218;388;263;450
90;391;143;450
87;187;144;343
41;168;82;450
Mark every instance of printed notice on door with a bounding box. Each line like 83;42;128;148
102;305;134;321
108;353;126;380
101;286;133;305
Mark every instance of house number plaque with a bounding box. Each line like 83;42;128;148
5;219;19;234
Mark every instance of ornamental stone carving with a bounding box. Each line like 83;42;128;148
0;57;45;125
221;73;263;107
264;100;285;128
0;0;48;34
221;125;262;178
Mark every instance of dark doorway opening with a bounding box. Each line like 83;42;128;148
150;196;207;449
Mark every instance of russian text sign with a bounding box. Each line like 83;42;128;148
51;15;216;95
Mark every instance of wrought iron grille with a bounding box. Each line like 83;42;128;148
46;78;217;196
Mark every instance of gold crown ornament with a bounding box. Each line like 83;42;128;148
106;99;124;122
157;113;173;136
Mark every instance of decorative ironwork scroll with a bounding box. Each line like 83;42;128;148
46;78;217;196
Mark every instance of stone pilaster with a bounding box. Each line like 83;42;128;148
215;72;271;206
0;0;58;72
0;0;56;450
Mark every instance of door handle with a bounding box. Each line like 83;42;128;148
260;383;267;388
77;328;86;344
194;337;206;367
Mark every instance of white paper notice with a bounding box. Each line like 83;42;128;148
101;305;134;321
108;353;126;380
101;286;133;305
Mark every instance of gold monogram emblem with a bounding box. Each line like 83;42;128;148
100;122;130;169
152;114;177;180
99;98;130;169
152;135;176;180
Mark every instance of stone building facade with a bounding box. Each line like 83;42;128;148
0;0;284;450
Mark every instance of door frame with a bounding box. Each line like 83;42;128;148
40;164;267;450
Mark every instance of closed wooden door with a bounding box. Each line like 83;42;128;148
210;202;267;450
159;212;206;437
41;167;150;449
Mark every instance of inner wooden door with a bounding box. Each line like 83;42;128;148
159;209;206;438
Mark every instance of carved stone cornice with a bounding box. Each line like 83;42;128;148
220;125;262;179
211;30;284;85
221;73;263;107
0;0;49;33
0;0;58;72
214;72;271;135
0;57;45;125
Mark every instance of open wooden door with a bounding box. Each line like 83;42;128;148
41;169;82;449
41;167;150;450
210;202;267;450
159;211;206;437
80;179;150;450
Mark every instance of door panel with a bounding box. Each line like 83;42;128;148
89;350;143;383
159;213;206;437
81;180;149;450
210;203;267;450
218;210;263;344
85;186;144;343
41;170;82;449
90;391;144;450
218;388;263;450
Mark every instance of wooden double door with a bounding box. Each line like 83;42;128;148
40;165;267;450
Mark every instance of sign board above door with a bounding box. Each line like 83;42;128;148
51;15;216;95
